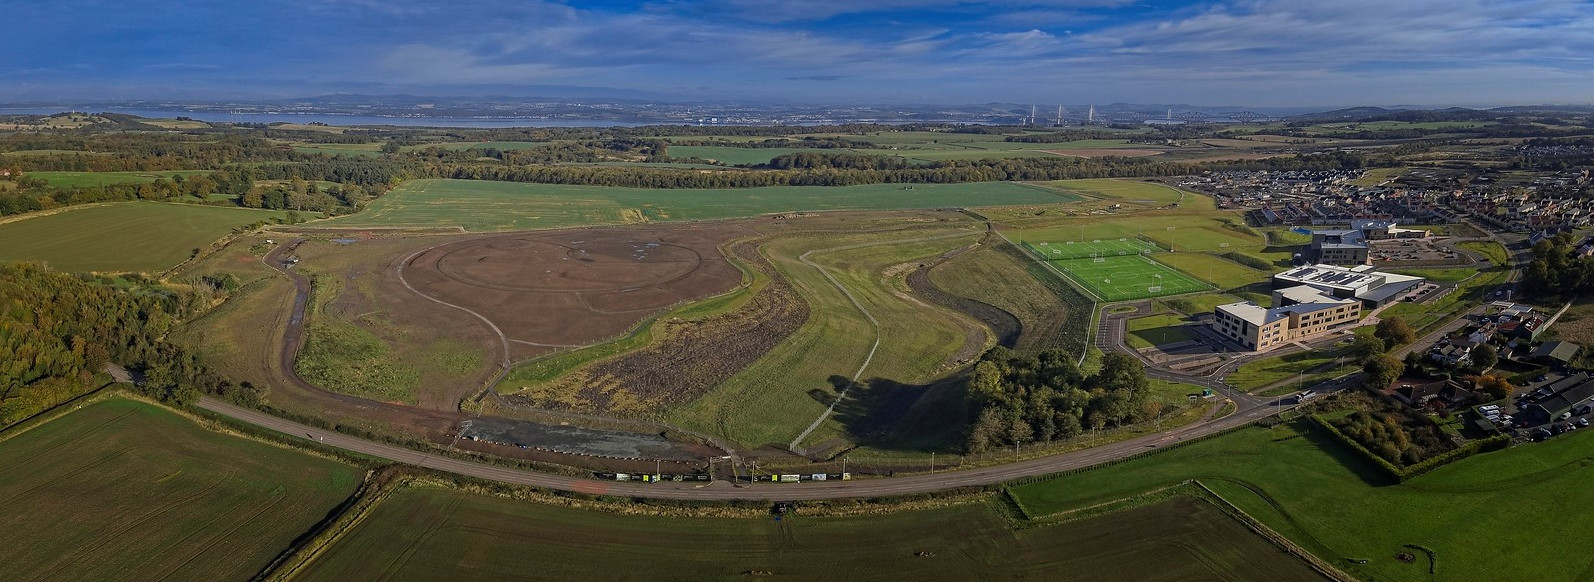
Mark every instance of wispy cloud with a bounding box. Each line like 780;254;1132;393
2;0;1592;106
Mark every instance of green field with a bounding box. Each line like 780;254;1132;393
1049;254;1212;302
0;202;291;272
296;486;1322;582
1008;418;1594;582
667;145;836;165
0;398;360;581
1125;313;1196;349
1024;237;1161;259
1153;252;1270;290
324;179;1076;232
1046;178;1188;205
1227;344;1355;392
29;170;215;188
671;227;983;451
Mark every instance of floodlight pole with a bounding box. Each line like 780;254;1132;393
930;452;935;474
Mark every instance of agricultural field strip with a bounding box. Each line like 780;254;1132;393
787;230;980;450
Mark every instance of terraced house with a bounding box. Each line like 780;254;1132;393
1211;286;1360;351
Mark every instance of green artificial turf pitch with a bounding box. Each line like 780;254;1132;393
1049;254;1212;301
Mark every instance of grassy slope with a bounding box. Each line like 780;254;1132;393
0;202;290;272
295;486;1321;582
929;240;1075;354
1009;419;1594;582
669;227;983;449
0;398;360;582
322;179;1074;231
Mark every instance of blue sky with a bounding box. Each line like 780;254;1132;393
5;0;1593;107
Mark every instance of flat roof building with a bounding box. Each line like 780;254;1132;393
1273;263;1426;308
1211;286;1360;352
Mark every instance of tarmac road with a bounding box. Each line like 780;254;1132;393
198;394;1289;501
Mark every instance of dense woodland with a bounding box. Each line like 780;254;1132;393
962;349;1155;453
0;264;261;426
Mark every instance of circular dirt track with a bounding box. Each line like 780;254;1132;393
397;225;748;359
432;238;705;293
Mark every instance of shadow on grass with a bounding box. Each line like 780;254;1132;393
826;372;973;456
1296;420;1400;487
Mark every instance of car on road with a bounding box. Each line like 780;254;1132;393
1579;418;1590;428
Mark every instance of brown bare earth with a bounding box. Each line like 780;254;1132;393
505;238;810;414
397;224;752;361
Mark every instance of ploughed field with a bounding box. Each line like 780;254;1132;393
295;486;1324;582
0;398;360;582
397;224;748;361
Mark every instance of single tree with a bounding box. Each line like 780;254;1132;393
1363;354;1405;391
1376;316;1417;347
1471;344;1498;370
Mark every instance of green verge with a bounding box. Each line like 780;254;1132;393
1007;419;1594;582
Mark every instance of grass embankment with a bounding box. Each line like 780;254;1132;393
0;398;360;581
293;485;1321;582
929;240;1079;354
670;227;984;451
322;179;1075;232
1008;418;1594;582
0;202;291;272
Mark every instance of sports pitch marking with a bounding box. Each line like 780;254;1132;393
1025;238;1162;260
1048;254;1212;301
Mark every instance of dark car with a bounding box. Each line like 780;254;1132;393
1534;429;1552;441
1576;405;1592;416
1536;375;1549;383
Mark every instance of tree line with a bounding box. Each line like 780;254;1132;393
961;349;1156;453
0;264;262;426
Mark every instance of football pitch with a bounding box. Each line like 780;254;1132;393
1025;238;1162;259
1050;254;1212;301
